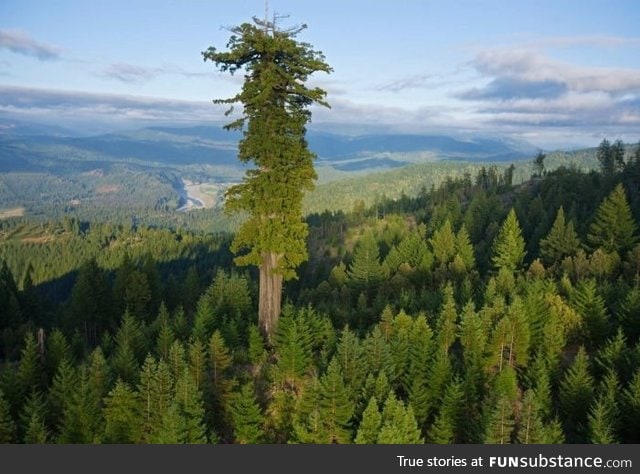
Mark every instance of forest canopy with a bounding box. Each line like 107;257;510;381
1;138;639;444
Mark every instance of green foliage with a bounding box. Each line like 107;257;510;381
103;379;140;443
21;391;49;443
57;368;103;443
317;359;355;443
430;220;456;266
347;232;385;290
436;283;458;354
3;136;640;446
428;378;464;443
597;138;626;175
587;184;638;254
377;393;423;444
170;369;208;443
208;330;233;424
570;279;609;348
273;307;313;390
539;207;580;265
484;395;515;444
136;355;173;443
0;389;16;443
292;359;354;444
559;347;594;442
17;332;44;398
492;208;526;272
588;398;617;444
203;18;331;281
621;369;640;442
354;396;381;444
230;381;264;444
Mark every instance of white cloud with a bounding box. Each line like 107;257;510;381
0;85;227;133
468;49;640;96
0;29;62;60
100;63;161;83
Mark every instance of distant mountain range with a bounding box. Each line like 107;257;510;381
0;119;539;176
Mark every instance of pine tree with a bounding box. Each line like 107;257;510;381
142;254;162;317
167;340;187;382
335;326;367;396
620;285;640;344
136;355;173;443
597;138;615;175
587;183;638;254
454;224;476;272
188;339;207;391
484;395;515;444
44;328;71;382
516;390;547;444
540;206;580;265
588;398;617;444
205;270;252;320
0;389;16;443
124;270;151;322
208;330;233;423
363;326;395;384
428;349;453;409
48;358;79;433
436;283;458;354
57;367;103;443
571;279;609;348
181;266;201;315
492;209;526;272
87;347;110;409
388;310;411;390
67;258;111;345
317;359;355;444
405;315;434;424
428;378;464;443
355;396;382;444
559;347;594;442
458;301;486;442
347;232;385;290
396;231;432;271
533;151;546;177
291;375;322;443
103;379;141;443
112;254;135;321
20;391;49;444
17;332;43;399
273;308;312;390
171;369;208;444
230;381;264;444
430;220;456;266
247;324;267;366
111;311;145;383
621;369;640;442
377;394;423;444
155;303;175;360
203;16;332;340
192;297;216;344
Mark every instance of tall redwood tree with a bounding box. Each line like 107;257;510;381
203;15;332;340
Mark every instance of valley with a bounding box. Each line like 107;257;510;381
0;120;602;228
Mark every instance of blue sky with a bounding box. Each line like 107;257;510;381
1;0;639;148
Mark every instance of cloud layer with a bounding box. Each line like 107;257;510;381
0;85;225;133
0;29;62;60
455;48;640;143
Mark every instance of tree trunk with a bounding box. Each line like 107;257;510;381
259;251;283;341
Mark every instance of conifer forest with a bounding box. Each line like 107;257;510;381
1;15;640;446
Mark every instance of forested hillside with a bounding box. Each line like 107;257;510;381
0;142;639;444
